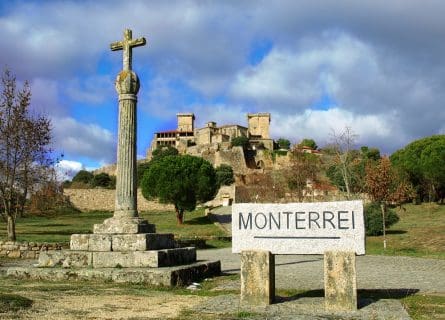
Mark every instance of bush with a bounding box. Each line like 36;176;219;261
72;170;93;184
231;136;249;149
364;202;400;236
215;164;234;186
91;172;114;188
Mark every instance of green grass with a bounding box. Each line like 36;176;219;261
275;289;445;320
0;293;33;313
365;203;445;259
0;207;228;247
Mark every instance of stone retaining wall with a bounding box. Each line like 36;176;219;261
64;188;174;212
0;241;64;259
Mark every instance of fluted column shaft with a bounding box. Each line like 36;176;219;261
114;94;137;217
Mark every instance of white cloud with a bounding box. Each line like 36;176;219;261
270;108;396;149
52;117;116;164
55;159;84;181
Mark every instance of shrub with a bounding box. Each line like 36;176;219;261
231;136;249;149
72;170;93;185
91;172;113;188
215;164;234;186
277;138;291;150
364;202;400;236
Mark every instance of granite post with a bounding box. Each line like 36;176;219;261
324;251;357;312
240;250;275;306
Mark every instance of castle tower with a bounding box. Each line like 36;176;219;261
177;113;195;132
247;113;271;139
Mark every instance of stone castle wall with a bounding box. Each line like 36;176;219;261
64;188;174;212
0;241;63;259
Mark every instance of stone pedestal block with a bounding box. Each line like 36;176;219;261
93;217;156;234
70;233;176;252
112;233;175;251
92;247;196;268
38;251;92;268
240;250;275;306
324;251;357;312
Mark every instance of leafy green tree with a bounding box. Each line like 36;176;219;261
141;155;217;224
231;136;249;149
391;135;445;202
215;164;235;187
277;138;291;150
360;146;381;161
72;170;94;185
137;161;151;187
299;138;318;150
152;145;178;160
91;172;113;188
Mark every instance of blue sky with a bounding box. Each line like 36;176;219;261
1;0;445;177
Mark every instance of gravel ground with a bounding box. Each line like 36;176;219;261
198;248;445;293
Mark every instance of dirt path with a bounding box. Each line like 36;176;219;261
1;289;204;320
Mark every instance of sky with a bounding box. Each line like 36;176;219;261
1;0;444;178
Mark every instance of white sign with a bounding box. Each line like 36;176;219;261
232;201;365;255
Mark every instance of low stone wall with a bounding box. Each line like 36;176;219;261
0;241;63;259
64;188;174;212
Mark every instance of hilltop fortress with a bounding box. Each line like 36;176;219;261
146;113;279;173
147;112;273;155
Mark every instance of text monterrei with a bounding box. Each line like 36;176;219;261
232;201;365;255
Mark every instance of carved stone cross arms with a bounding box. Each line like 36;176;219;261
110;29;146;71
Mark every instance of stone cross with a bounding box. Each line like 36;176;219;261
107;29;146;222
110;29;146;71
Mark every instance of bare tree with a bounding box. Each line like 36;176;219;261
286;150;321;202
329;126;358;198
0;69;53;240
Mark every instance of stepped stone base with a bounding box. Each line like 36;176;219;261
2;260;221;286
93;217;156;234
21;213;221;287
38;247;197;268
70;233;176;251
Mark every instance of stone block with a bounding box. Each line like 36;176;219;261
240;250;275;306
70;234;89;251
92;247;196;268
112;233;175;251
93;217;156;234
88;234;112;251
324;251;357;312
4;260;221;287
8;250;21;258
38;250;92;268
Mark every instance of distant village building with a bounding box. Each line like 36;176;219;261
147;112;273;158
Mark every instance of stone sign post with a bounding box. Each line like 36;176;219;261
232;200;364;311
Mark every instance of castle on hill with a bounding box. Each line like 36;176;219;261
146;112;273;158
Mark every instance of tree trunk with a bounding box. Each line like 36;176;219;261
175;205;184;225
7;214;16;241
380;203;386;250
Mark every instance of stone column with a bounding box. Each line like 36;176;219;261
114;71;139;218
